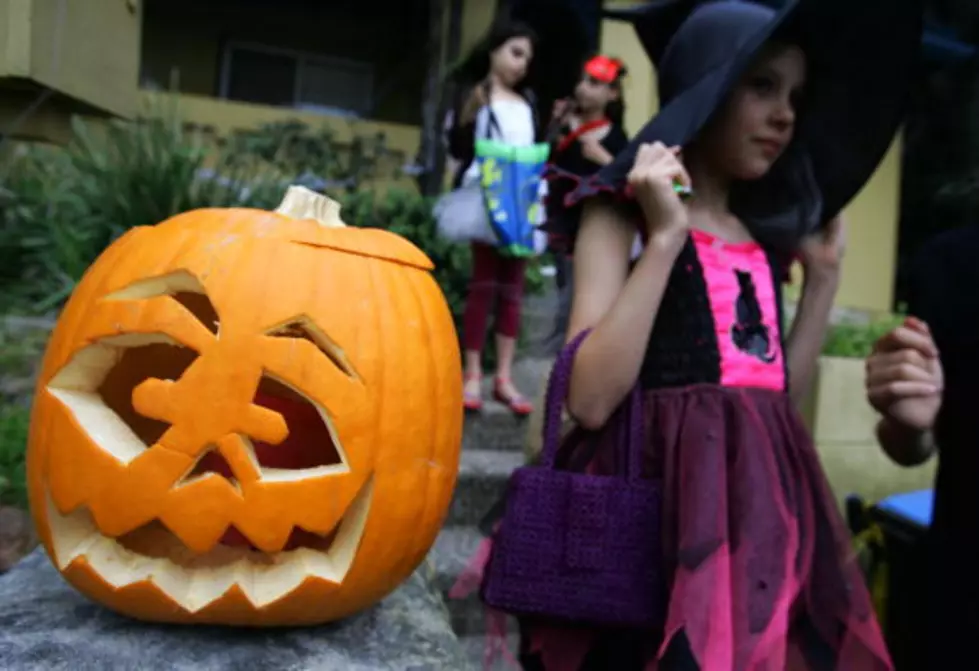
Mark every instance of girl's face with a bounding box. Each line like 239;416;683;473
574;74;619;115
699;44;806;181
490;36;534;87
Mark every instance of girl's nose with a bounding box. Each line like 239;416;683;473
770;99;795;130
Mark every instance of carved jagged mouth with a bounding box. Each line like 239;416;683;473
45;475;373;612
39;274;377;611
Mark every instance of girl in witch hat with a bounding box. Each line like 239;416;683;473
452;0;923;669
542;55;631;354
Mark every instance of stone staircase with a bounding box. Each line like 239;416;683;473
427;284;560;668
429;357;555;668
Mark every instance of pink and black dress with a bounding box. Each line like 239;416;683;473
447;0;922;661
452;193;892;671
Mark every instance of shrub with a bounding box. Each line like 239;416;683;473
821;314;905;359
0;114;283;314
1;109;544;330
0;405;30;509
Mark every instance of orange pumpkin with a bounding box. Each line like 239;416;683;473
26;186;463;626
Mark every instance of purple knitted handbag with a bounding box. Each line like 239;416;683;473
480;330;665;627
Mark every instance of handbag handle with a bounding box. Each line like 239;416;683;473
540;329;644;481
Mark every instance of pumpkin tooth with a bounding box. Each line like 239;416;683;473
43;477;374;612
186;562;245;612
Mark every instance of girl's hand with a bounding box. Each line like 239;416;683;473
866;317;943;432
800;214;846;282
551;98;572;122
626;142;690;251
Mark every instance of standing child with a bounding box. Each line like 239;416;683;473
456;1;922;669
543;55;631;353
445;21;543;416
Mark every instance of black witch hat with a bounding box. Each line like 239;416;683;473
562;0;923;251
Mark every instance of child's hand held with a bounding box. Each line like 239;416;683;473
865;321;943;432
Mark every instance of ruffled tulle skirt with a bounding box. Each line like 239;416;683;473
452;384;892;671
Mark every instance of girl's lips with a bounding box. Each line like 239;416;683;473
754;139;784;156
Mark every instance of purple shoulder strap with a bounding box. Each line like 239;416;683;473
540;329;644;480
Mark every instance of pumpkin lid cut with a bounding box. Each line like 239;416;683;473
276;186;434;272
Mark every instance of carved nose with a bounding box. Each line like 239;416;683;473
131;378;289;449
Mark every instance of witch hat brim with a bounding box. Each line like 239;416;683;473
563;0;922;246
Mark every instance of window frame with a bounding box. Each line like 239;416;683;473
217;40;374;116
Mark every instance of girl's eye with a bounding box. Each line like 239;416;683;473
750;76;776;95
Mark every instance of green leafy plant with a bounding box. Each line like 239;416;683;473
1;105;543;354
0;404;30;509
821;314;905;359
0;111;285;314
227;120;404;191
0;104;553;511
340;188;472;329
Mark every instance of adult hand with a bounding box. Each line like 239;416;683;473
866;316;943;432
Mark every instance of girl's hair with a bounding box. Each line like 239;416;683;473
605;68;628;132
581;55;629;132
447;19;539;89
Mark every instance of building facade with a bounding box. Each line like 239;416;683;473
0;0;923;315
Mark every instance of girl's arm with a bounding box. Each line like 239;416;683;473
446;84;487;159
785;270;839;403
580;136;615;166
785;215;845;403
566;203;685;429
566;142;691;429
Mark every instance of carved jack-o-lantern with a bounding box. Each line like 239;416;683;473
26;187;462;626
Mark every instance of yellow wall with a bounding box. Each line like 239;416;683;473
836;136;902;312
0;0;140;141
0;0;905;299
600;9;899;314
0;0;140;116
459;0;498;57
599;18;657;137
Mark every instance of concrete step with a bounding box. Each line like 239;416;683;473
448;449;523;528
463;402;531;454
462;356;555;455
461;632;521;670
430;526;519;639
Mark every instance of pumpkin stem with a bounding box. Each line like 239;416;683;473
274;185;347;228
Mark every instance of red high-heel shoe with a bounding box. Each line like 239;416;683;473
493;377;533;416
